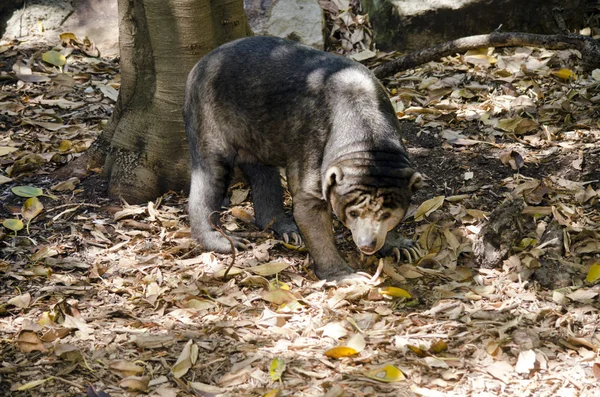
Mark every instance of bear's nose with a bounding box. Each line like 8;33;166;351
358;237;377;255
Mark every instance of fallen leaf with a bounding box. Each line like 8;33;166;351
363;364;406;382
515;349;536;374
0;146;18;156
109;360;146;377
325;346;358;359
566;288;598;303
3;218;23;233
8;292;31;309
12;186;44;198
22;197;44;221
269;357;286;381
42;50;67;67
261;289;297;305
171;340;198;379
552;68;576;80
16;377;54;391
119;376;149;392
248;261;290;277
16;331;46;352
379;287;412;298
585;263;600;284
415;195;445;221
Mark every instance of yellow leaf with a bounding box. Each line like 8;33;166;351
58;140;73;152
364;364;406;382
379;286;412;298
269;357;286;381
59;32;79;43
264;389;282;397
325;346;358;359
42;50;67;67
407;345;427;357
429;340;448;354
414;195;445;221
269;280;290;291
38;312;54;327
552;68;577;80
22;197;44;221
586;263;600;284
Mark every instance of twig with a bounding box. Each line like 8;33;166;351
54;376;85;391
374;32;600;79
207;211;236;278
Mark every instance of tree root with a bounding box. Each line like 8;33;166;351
374;32;600;79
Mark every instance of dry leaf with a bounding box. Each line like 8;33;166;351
119;376;150;392
171;340;198;379
415;196;445;221
515;349;536;374
248;261;290;277
109;360;146;377
8;292;31;309
16;331;46;352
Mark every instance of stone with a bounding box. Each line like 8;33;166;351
1;0;118;56
251;0;325;49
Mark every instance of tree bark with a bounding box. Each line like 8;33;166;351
57;0;249;202
373;32;600;79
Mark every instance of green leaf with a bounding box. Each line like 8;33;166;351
42;50;66;67
12;186;44;198
269;357;286;381
3;218;24;232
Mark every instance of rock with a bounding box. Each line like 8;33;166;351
361;0;586;51
473;197;525;268
2;0;73;39
1;0;118;57
245;0;325;49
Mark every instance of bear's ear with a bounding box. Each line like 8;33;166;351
409;172;423;193
323;166;343;201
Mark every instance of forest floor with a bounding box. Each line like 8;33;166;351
1;28;600;397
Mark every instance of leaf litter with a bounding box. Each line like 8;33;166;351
1;22;600;397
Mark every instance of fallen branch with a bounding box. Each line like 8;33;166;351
374;32;600;79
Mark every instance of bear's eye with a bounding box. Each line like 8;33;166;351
381;213;391;220
348;210;359;218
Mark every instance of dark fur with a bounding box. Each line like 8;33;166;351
184;36;420;280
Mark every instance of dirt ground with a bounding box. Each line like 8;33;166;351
1;29;600;397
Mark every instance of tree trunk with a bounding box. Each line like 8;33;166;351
61;0;249;202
